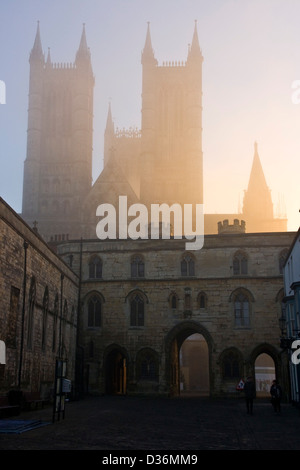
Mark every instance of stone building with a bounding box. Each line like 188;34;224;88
55;222;294;397
8;21;293;400
0;198;79;399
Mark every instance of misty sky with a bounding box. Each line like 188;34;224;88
0;0;300;231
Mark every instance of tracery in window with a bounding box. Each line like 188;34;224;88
233;251;248;275
89;256;102;279
181;254;195;276
131;256;145;278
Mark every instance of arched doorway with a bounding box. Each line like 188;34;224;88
105;348;127;395
255;353;276;397
180;333;209;396
165;321;212;397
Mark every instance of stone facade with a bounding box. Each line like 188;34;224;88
0;198;79;399
55;228;295;398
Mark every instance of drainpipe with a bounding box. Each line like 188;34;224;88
18;240;28;388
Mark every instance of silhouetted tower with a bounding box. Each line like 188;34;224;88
242;142;274;232
22;23;94;241
140;21;203;208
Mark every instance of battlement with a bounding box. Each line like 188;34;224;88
46;62;76;69
161;60;186;67
115;127;141;139
218;219;246;235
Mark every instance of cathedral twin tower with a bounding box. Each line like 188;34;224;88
22;22;286;241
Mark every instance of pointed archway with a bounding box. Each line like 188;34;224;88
104;345;128;395
180;333;209;396
165;321;214;397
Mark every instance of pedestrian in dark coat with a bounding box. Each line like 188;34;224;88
244;376;256;415
270;379;282;413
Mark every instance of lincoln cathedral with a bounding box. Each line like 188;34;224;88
0;22;295;401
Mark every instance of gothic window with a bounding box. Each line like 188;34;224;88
42;287;49;351
88;295;102;327
89;256;102;279
234;292;250;327
170;294;177;309
131;256;145;278
27;276;36;349
222;350;241;379
197;292;207;309
184;293;191;309
130;294;144;327
233;251;248;275
279;249;289;274
181;254;195;276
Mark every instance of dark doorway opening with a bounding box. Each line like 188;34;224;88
105;349;127;395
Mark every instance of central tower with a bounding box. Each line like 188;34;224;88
140;22;203;209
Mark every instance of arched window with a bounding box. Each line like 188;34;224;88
130;294;144;326
234;292;250;327
171;294;177;309
88;295;102;327
197;292;207;309
131;256;145;278
233;251;248;275
89;256;102;279
181;254;195;276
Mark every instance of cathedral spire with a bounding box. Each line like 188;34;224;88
104;102;115;167
247;142;269;193
105;101;115;134
30;21;44;63
187;20;203;63
242;142;273;221
76;23;91;64
141;22;157;65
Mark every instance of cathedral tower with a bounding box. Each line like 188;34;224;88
139;22;203;209
22;23;94;241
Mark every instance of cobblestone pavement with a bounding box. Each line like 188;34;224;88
1;395;300;450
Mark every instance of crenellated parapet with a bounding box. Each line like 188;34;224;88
218;219;246;234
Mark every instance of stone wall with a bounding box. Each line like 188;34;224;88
56;231;295;397
0;198;79;398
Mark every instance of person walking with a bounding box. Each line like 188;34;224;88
244;376;256;415
270;379;282;413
